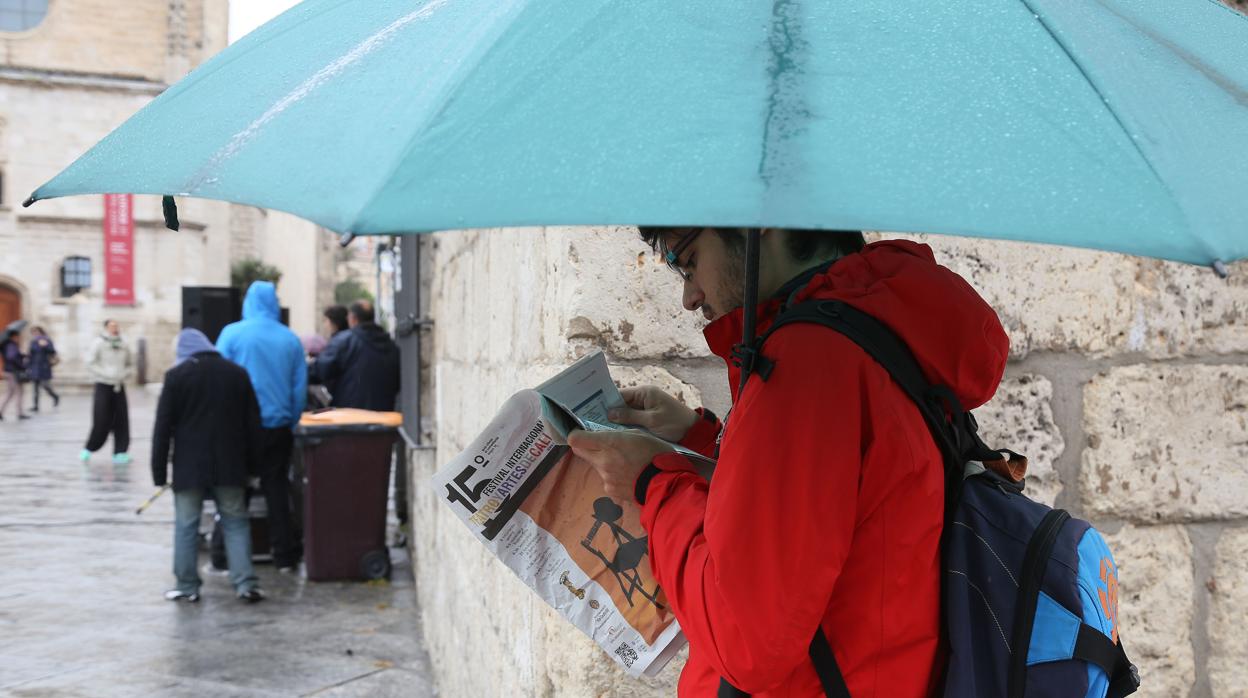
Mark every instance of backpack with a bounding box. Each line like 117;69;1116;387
721;298;1141;698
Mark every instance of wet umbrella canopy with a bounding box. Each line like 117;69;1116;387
25;0;1248;267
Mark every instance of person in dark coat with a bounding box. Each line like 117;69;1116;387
311;300;400;411
0;328;28;421
152;328;265;603
27;326;60;412
310;301;406;531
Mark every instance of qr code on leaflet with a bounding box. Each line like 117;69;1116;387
614;643;639;668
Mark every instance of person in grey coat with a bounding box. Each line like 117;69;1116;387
81;319;133;464
152;328;265;603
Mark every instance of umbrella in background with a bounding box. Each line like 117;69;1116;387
3;319;28;337
23;0;1248;270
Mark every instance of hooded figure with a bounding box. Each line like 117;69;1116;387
575;238;1010;696
174;328;216;365
216;282;307;428
153;327;265;602
214;281;306;571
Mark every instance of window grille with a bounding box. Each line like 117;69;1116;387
60;256;91;298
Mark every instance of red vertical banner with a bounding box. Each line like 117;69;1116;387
103;194;135;306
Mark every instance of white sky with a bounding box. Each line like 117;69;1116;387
228;0;304;44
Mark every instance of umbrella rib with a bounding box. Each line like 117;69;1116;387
184;0;454;202
1017;0;1177;217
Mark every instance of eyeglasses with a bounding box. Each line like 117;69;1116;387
660;229;702;281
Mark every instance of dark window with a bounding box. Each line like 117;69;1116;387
0;168;5;206
0;0;48;32
60;256;91;298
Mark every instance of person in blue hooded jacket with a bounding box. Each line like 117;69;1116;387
216;281;307;571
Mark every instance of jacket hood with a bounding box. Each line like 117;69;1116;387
175;328;217;365
705;240;1008;410
242;281;281;321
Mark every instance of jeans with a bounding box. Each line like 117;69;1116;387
0;372;22;418
174;486;257;594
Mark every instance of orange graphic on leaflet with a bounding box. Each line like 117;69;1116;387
519;450;675;645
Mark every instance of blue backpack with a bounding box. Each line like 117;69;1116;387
722;299;1140;698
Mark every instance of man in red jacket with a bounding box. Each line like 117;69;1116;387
568;227;1008;696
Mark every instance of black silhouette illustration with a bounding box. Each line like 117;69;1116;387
580;497;665;610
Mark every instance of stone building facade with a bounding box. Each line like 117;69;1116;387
0;0;329;383
406;224;1246;697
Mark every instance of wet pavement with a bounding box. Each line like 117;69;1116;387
0;390;435;697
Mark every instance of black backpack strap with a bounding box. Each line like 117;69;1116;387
1007;509;1071;697
716;628;850;698
809;627;852;698
1072;626;1141;697
760;300;1000;469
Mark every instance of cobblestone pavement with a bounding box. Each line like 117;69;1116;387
0;389;435;697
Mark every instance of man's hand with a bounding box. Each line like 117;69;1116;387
568;429;674;502
608;386;699;443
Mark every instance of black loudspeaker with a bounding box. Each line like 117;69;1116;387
182;286;242;343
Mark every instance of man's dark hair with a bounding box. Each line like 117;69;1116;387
637;226;865;264
349;300;375;325
102;318;114;328
323;305;348;333
31;326;45;335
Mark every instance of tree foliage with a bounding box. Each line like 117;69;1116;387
231;258;282;293
334;279;374;305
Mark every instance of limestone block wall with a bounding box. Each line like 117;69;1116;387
413;226;1246;697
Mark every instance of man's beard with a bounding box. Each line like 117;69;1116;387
702;242;746;321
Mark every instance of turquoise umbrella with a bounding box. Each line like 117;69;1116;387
24;0;1248;268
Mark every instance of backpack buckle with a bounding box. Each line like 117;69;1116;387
731;342;775;381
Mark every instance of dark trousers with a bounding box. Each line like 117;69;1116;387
85;383;129;454
393;441;408;525
32;380;58;409
258;426;298;567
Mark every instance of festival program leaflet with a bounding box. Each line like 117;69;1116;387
432;351;711;677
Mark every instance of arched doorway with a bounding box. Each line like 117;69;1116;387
0;283;20;331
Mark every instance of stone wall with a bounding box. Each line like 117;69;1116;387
0;0;227;84
412;226;1247;697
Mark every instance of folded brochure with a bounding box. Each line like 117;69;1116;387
431;351;710;677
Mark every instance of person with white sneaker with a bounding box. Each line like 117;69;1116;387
81;319;133;465
153;329;266;603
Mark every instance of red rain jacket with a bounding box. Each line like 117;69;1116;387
640;240;1008;696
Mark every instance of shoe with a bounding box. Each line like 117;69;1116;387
112;453;131;465
79;449;91;462
29;406;38;412
17;414;30;420
238;588;266;603
277;565;298;575
164;589;201;603
53;395;60;408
